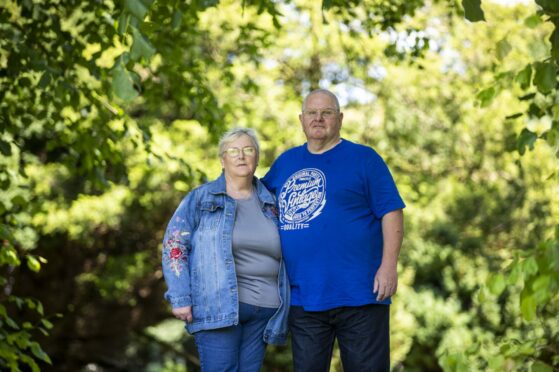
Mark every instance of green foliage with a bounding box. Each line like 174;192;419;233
442;228;559;370
462;0;485;22
0;297;55;371
1;0;558;370
473;0;559;155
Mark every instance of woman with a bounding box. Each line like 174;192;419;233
162;127;289;372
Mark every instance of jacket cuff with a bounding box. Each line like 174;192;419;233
168;295;192;308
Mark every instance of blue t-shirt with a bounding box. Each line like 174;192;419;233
262;139;405;311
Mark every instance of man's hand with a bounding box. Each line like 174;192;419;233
374;209;403;302
373;263;398;302
172;306;193;323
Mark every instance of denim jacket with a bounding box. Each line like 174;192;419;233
162;173;290;345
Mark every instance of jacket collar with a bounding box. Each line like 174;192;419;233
207;172;275;205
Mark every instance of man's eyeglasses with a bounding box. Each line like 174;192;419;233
302;109;339;119
222;146;257;158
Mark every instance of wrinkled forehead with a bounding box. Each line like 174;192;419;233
222;133;256;149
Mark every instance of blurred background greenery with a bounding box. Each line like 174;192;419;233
1;0;558;370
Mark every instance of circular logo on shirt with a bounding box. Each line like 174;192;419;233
279;168;326;224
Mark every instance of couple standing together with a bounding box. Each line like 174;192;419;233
162;89;405;372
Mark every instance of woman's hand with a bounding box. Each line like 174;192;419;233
172;306;193;323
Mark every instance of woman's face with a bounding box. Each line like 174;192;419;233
220;134;258;178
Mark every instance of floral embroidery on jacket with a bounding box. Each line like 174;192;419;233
163;230;189;277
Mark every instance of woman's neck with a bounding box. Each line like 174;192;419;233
225;174;254;199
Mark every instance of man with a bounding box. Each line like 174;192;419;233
262;89;405;372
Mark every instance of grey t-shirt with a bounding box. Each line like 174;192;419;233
232;193;281;308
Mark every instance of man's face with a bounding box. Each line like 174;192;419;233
299;92;343;143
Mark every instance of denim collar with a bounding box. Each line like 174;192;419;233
207;172;275;205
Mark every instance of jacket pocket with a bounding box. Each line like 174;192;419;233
198;201;223;231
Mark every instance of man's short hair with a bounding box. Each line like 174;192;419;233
302;89;340;112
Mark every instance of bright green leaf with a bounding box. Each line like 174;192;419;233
0;246;21;266
488;355;505;370
532;275;551;303
533;62;557;94
520;292;536;321
477;86;496;107
508;260;522;284
40;319;53;330
25;298;36;310
36;301;44;316
531;361;553;372
523;256;539;276
26;255;41;272
524;14;542;28
30;342;52;364
488;273;506;296
462;0;485;22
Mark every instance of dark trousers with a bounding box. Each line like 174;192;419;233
289;304;390;372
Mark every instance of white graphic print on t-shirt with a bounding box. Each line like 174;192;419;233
278;168;326;231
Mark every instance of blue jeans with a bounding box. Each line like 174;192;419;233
194;302;278;372
289;304;390;372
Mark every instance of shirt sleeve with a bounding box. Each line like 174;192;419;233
262;160;279;194
364;151;406;218
162;190;198;308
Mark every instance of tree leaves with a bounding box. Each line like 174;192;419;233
533;62;557;94
535;0;559;13
30;342;52;365
26;256;41;273
112;63;139;101
496;39;512;61
517;128;537;155
130;26;156;61
462;0;485;22
0;140;12;156
476;86;496;107
488;273;506;296
124;0;148;21
516;64;532;89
